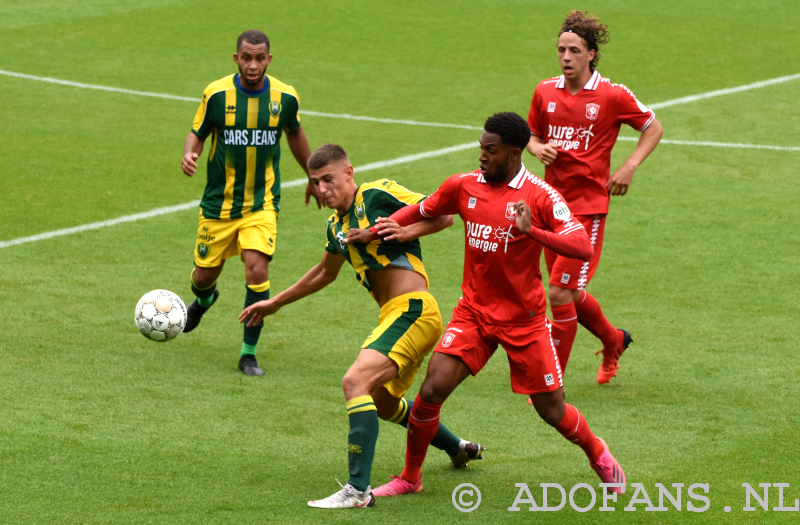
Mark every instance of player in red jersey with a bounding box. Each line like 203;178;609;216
346;112;626;496
526;10;663;383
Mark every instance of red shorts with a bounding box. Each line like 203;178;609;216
435;304;563;395
545;214;606;291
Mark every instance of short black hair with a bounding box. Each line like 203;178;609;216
484;112;531;150
237;30;270;52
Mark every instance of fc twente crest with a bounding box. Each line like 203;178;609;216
586;103;600;120
505;202;517;221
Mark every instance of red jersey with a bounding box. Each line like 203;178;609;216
527;70;655;215
420;165;585;324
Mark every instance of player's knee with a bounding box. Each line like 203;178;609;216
193;268;216;289
341;371;360;398
549;286;573;305
530;393;565;426
419;376;450;405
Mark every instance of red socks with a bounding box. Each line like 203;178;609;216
550;303;578;370
574;291;617;348
556;404;604;463
401;394;441;483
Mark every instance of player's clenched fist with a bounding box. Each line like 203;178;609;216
513;200;532;233
182;152;199;176
239;299;280;327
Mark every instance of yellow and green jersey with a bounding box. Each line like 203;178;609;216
192;73;301;220
325;179;430;295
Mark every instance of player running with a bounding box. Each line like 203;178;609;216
180;30;321;376
239;144;483;509
526;11;663;382
348;112;626;496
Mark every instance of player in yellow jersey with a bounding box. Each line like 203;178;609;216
180;30;321;376
240;144;483;508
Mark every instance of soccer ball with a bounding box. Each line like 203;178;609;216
134;289;187;342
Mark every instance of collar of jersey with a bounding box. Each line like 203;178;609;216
554;69;600;91
476;164;528;188
234;74;269;97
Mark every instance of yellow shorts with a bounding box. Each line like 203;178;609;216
362;291;443;398
194;210;277;267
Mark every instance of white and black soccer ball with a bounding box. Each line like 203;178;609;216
134;289;187;342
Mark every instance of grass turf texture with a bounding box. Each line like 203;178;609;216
1;0;799;523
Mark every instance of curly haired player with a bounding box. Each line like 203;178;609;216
526;11;663;383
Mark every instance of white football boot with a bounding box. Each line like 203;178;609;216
307;480;375;509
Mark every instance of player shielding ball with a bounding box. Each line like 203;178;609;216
240;144;483;509
526;11;663;382
348;112;625;496
180;30;321;376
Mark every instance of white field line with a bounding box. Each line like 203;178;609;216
616;136;800;151
0;141;479;249
0;69;482;131
649;72;800;109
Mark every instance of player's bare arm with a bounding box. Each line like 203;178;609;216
607;118;663;196
345;214;453;244
285;125;322;208
239;250;345;326
526;134;558;166
181;132;205;176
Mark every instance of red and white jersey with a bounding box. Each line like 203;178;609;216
421;165;584;324
527;70;655;215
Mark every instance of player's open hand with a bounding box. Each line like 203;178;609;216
535;143;558;166
344;228;375;244
239;300;280;327
607;162;635;196
373;217;410;242
513;200;532;233
305;180;322;209
182;153;199;176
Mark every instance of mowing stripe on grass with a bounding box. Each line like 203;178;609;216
616;136;800;151
3;68;799;130
0;142;479;250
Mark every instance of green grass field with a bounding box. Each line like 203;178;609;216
1;1;799;523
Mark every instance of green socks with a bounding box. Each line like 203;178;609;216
389;397;462;457
346;396;379;492
191;269;217;307
242;281;270;355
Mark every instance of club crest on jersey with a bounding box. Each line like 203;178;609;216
441;332;457;348
197;243;209;259
355;203;366;220
269;101;282;117
505;202;517;221
586;103;600;120
468;197;477;209
548;102;556;113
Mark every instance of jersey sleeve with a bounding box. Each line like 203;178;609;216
527;85;545;138
530;184;583;236
614;84;655;132
192;88;218;139
282;87;301;134
419;174;461;217
383;180;426;206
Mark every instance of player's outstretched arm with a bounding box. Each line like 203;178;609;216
238;251;345;326
285;125;321;209
181;132;205;177
608;118;663;196
526;134;558;166
514;201;593;261
373;214;454;242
